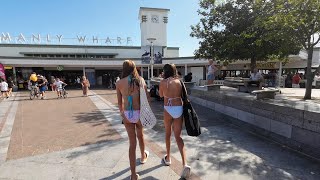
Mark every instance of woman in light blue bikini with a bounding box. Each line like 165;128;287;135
116;60;149;180
159;64;191;179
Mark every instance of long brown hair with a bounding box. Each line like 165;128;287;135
163;64;177;79
121;60;140;88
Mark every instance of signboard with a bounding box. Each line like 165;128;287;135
57;65;64;71
0;63;6;80
0;32;132;46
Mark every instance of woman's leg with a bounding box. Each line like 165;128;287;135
173;116;187;166
124;122;138;179
8;88;12;96
164;110;173;162
136;121;146;161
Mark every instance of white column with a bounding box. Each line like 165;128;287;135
141;67;144;77
83;67;86;77
185;64;188;75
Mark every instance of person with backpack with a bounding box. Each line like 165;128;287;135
159;64;191;179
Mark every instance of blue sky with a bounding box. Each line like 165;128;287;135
0;0;201;57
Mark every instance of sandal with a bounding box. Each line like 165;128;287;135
140;150;149;164
163;154;171;166
181;165;191;179
130;174;139;180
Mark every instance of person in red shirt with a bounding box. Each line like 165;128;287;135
292;72;301;88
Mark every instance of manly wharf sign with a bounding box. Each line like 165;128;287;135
0;32;133;46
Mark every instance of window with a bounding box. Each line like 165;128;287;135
41;54;47;58
49;54;54;58
70;55;75;58
63;55;68;58
76;55;82;58
56;54;62;58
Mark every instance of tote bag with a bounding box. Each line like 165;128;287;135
140;79;157;128
180;80;201;137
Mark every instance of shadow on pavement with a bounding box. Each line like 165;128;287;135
99;167;130;180
185;103;320;179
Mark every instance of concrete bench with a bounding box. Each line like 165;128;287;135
238;84;259;93
251;89;280;100
204;84;223;91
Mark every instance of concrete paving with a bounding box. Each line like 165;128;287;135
0;89;319;179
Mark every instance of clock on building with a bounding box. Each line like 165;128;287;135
151;15;159;23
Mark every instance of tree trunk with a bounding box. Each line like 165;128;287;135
304;47;314;99
250;57;257;72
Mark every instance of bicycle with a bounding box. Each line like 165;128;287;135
30;84;39;100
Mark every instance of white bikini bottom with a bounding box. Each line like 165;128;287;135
164;106;183;119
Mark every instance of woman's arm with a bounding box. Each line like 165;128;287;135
116;82;124;116
159;80;164;98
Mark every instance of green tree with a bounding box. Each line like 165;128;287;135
191;0;300;71
261;0;320;99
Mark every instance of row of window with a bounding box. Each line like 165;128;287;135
23;54;115;59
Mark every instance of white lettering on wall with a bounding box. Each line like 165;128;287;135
56;35;63;43
117;37;122;44
1;33;11;43
105;37;112;44
127;37;132;45
46;34;51;42
0;32;132;45
92;36;99;44
17;33;26;43
77;35;86;43
32;34;41;43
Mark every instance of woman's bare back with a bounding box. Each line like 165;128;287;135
117;77;140;110
160;78;183;106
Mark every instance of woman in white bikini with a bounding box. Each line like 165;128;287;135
116;60;149;180
159;64;191;179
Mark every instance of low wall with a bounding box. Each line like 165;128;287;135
190;88;320;160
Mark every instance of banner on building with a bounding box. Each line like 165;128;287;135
0;63;6;80
153;46;163;64
141;46;163;64
141;46;151;64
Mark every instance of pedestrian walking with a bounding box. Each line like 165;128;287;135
116;60;149;180
81;76;90;96
0;78;9;99
159;64;191;179
7;77;14;97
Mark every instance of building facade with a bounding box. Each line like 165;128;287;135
0;7;207;88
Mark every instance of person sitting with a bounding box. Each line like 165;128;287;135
292;72;301;88
244;68;264;91
184;73;193;82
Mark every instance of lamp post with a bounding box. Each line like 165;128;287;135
147;38;156;79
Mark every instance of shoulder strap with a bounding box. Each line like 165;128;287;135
179;80;188;103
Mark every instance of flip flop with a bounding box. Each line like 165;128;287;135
163;154;171;166
181;165;191;179
140;150;149;164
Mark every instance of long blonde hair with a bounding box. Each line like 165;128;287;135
121;60;140;88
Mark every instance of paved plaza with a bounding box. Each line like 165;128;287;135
0;89;319;179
